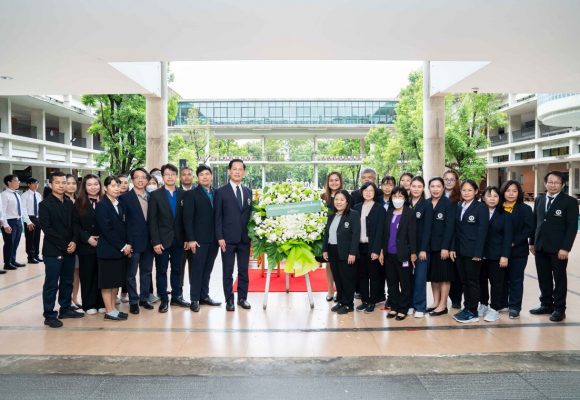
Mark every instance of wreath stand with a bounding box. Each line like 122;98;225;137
262;258;314;310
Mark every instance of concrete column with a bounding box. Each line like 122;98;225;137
569;138;576;156
313;137;319;188
60;117;72;163
0;97;11;133
31;166;44;184
534;164;548;197
0;163;11;178
146;61;168;170
359;138;365;156
568;162;575;196
487;168;499;186
83;123;92;149
30;109;44;140
261;165;266;189
422;61;445;179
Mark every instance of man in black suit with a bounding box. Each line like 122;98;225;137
120;167;155;314
350;168;380;206
38;171;84;328
183;164;221;312
215;159;253;311
529;171;579;322
179;166;195;289
148;163;190;313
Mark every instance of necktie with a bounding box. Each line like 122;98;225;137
33;193;38;217
546;196;554;212
14;192;21;217
207;189;213;207
90;198;97;209
236;186;243;211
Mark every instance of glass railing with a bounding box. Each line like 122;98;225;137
71;138;87;148
489;134;508;146
512;126;536;142
537;93;579;106
93;141;104;151
209;154;365;162
12;123;38;138
539;123;571;137
46;130;65;144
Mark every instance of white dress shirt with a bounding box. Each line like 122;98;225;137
545;191;560;212
229;181;244;205
460;200;474;221
21;189;42;218
1;189;31;226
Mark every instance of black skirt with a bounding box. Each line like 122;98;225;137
98;257;127;289
428;251;455;282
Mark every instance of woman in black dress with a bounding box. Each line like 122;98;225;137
95;176;132;321
321;172;344;301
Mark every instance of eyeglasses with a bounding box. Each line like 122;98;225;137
546;181;562;185
163;173;177;177
444;179;456;183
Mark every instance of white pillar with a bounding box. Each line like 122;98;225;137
487;168;499;186
534;164;548;197
313;137;319;188
30;109;44;140
261;165;266;189
60;117;72;163
146;61;168;170
0;97;11;134
422;61;445;179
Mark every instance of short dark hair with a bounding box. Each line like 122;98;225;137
65;173;76;181
130;167;149;180
116;174;128;180
161;163;178;175
3;174;18;186
390;186;409;203
26;177;38;185
461;179;480;200
360;182;379;200
399;172;414;181
196;164;212;176
500;180;524;203
381;175;397;186
428;176;445;188
482;186;504;212
544;171;565;184
149;168;161;174
180;166;193;175
49;171;66;183
103;175;121;187
228;159;245;170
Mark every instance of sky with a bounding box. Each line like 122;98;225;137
170;60;422;100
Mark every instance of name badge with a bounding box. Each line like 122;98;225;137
467;215;476;223
247;198;251;206
344;222;350;229
416;212;422;219
436;212;444;220
554;209;563;217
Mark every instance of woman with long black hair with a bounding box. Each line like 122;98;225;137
321;172;344;301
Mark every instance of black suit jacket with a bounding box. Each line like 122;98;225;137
483;210;513;260
530;192;579;253
409;197;433;253
183;185;216;244
39;194;79;257
323;210;361;260
214;183;252;244
76;202;99;256
429;196;456;251
148;187;185;248
353;202;385;255
95;196;128;259
453;200;489;258
120;190;151;253
382;206;417;262
509;202;535;258
350;188;382;207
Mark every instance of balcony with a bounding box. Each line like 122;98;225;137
489;134;508;146
539;123;571;138
537;93;580;128
71;137;87;148
512;126;536;142
12;123;38;139
93;140;104;151
46;130;65;144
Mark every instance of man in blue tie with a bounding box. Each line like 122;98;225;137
22;177;43;264
215;159;253;311
1;174;29;270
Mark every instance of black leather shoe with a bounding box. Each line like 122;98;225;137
190;301;200;312
364;303;375;313
13;261;25;267
530;305;554;315
226;300;235;311
104;313;123;321
331;303;342;312
237;299;251;310
44;318;63;328
429;308;449;316
58;309;85;319
336;305;349;315
27;258;39;264
549;310;566;322
4;264;16;270
139;301;154;310
118;311;129;320
200;297;221;306
0;270;6;274
159;302;169;313
170;297;191;308
130;304;140;315
35;257;44;262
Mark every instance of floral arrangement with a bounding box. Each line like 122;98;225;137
248;182;327;276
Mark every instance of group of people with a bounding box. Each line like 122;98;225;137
1;160;576;328
320;168;577;324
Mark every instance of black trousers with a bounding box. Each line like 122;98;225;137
356;243;383;304
222;241;250;302
154;241;184;302
127;248;154;304
189;242;219;302
180;248;193;287
328;245;356;307
2;218;23;265
384;253;413;314
42;255;75;319
456;256;481;314
78;253;104;310
24;216;41;260
449;260;463;306
535;250;568;312
479;259;507;311
501;256;528;312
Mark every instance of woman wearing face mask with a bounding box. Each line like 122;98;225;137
399;173;413;195
379;176;396;211
450;180;489;324
426;177;455;316
353;182;386;313
408;176;432;318
322;190;361;315
74;174;105;315
380;186;417;321
146;177;159;193
95;176;132;321
499;180;534;319
479;186;512;322
320;172;344;301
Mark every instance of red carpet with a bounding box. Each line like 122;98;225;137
233;268;329;292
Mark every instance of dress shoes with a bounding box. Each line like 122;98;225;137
190;301;200;312
4;264;17;270
331;303;342;312
549;310;566;322
27;258;39;264
139;300;154;310
159;302;169;313
0;270;6;274
200;297;221;306
129;304;140;315
118;311;128;320
336;305;349;315
529;305;554;315
237;299;251;310
44;318;63;328
170;297;191;308
13;261;25;267
104;313;123;321
58;309;85;319
35;257;43;262
429;308;449;317
226;300;235;311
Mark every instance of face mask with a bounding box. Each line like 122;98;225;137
146;184;157;193
392;198;405;209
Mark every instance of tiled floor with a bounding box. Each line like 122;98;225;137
1;237;580;358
